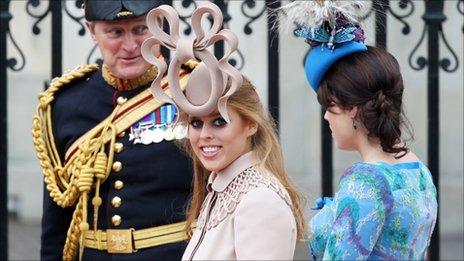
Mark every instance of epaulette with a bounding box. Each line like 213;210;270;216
38;64;99;108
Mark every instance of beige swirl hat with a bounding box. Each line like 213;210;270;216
141;2;242;123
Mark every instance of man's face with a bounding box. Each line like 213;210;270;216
86;16;152;80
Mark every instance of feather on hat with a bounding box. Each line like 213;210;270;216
278;0;367;32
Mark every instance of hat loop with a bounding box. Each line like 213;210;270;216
142;2;242;123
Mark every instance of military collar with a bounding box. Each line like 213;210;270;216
102;64;157;91
207;151;260;193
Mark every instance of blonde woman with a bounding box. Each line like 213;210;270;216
140;3;306;260
181;78;306;260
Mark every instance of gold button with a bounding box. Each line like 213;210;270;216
114;142;124;153
111;196;122;208
114;180;124;190
116;96;127;105
112;161;122;172
112;215;122;226
118;131;126;138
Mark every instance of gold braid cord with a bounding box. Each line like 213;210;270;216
31;64;122;260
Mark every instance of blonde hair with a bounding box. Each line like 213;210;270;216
182;78;306;240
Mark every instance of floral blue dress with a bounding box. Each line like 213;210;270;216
309;162;437;260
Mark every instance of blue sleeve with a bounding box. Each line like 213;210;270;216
322;164;393;260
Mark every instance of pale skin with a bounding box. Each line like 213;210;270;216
325;104;419;164
85;16;153;80
188;108;258;173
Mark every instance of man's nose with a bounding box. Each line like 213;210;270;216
122;34;138;52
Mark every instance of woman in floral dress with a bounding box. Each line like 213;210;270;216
278;1;438;260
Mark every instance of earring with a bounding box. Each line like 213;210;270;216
352;119;357;130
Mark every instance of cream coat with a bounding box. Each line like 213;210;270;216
182;152;297;260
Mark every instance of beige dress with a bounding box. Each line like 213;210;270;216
182;152;297;260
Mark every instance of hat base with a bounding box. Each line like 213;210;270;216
304;41;367;92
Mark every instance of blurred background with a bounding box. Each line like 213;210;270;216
1;0;463;260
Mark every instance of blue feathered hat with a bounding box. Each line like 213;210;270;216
304;41;367;91
278;1;368;92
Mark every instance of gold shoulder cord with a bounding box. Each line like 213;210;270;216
31;64;123;260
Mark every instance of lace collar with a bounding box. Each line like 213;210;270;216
102;64;158;91
207;151;260;192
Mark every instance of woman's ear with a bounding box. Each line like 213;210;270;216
348;106;358;119
246;121;258;137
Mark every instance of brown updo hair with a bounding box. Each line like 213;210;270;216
317;46;411;157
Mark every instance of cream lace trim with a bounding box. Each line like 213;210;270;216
197;167;292;231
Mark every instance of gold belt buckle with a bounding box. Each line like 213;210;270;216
106;229;134;254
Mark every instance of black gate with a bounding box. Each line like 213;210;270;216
1;0;462;259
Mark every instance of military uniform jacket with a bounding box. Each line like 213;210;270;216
39;66;193;260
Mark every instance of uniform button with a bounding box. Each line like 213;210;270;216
114;142;124;153
114;180;124;190
118;131;126;138
117;96;127;105
112;161;122;172
112;215;122;226
111;196;122;208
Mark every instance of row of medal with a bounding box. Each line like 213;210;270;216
128;104;187;145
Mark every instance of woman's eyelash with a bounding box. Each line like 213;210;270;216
189;119;203;128
212;118;227;127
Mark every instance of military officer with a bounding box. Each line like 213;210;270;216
32;0;195;260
